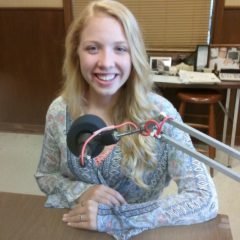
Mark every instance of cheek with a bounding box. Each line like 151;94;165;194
79;54;93;74
120;56;132;72
79;61;87;74
124;57;132;76
79;52;85;69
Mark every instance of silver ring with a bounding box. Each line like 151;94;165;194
79;215;83;221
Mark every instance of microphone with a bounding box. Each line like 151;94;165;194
67;114;122;160
67;114;106;158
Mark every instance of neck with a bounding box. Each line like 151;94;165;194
85;92;119;125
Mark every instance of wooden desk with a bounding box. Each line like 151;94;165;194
0;192;233;240
153;76;240;166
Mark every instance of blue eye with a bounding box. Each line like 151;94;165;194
86;45;98;54
115;46;128;53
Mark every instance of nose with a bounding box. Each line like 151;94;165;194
97;49;114;69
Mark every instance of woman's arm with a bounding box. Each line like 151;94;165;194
35;99;94;208
96;104;218;240
97;154;218;239
35;98;126;208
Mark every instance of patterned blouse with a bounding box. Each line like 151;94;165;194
35;93;218;240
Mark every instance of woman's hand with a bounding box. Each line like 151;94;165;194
78;184;126;206
62;200;98;230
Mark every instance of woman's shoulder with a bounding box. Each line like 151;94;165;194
46;96;67;117
148;92;166;103
147;92;182;122
148;92;176;113
49;96;66;108
148;92;183;130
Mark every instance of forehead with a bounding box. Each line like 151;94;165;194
81;13;126;41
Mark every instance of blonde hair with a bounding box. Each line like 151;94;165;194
61;0;158;188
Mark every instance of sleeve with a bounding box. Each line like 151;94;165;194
35;100;93;208
96;101;219;240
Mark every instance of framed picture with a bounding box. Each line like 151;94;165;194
209;44;240;72
194;45;209;71
149;56;172;74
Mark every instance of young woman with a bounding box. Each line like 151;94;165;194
35;1;218;239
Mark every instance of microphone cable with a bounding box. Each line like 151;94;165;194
80;121;138;166
79;114;172;166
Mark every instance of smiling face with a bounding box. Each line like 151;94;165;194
78;13;132;102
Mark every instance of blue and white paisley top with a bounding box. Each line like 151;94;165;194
35;93;218;240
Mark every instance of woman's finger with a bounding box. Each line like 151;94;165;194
94;185;127;205
64;206;84;217
105;188;127;204
78;185;127;206
95;193;123;206
63;200;98;230
67;221;95;230
63;213;88;223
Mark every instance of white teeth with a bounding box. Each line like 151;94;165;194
96;74;115;81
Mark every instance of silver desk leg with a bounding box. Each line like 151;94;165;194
228;88;240;167
222;89;231;144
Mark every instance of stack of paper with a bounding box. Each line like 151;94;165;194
179;70;221;84
150;74;182;84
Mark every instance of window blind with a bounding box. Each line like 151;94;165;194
71;0;212;51
0;0;62;8
225;0;240;7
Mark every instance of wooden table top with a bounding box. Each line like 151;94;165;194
0;192;233;240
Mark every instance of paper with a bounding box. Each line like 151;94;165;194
150;71;221;84
150;74;182;84
179;70;221;84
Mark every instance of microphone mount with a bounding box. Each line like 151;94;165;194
98;113;240;182
67;113;240;182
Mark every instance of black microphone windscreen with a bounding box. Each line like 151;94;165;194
67;114;107;157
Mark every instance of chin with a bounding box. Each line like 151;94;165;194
99;89;119;97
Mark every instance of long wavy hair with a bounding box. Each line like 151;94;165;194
61;0;158;188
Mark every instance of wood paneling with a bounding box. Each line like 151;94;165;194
0;9;65;133
221;8;240;43
212;1;240;44
63;0;73;31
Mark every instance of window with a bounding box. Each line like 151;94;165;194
69;0;213;51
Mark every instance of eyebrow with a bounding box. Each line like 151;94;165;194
81;40;128;45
